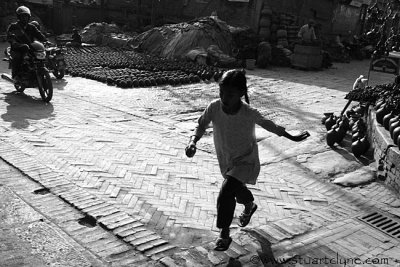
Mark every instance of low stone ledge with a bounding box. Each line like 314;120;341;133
367;107;400;194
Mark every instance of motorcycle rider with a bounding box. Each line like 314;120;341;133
6;6;48;79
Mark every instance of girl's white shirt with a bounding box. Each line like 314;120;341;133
195;99;285;184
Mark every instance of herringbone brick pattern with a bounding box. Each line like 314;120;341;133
0;76;358;249
1;60;399;265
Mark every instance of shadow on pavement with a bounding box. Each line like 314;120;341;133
251;89;319;129
1;91;55;129
249;60;394;92
331;136;375;167
242;229;283;267
52;78;68;91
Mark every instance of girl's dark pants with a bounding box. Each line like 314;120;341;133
217;175;254;229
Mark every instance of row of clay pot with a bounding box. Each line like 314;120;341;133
325;114;350;146
350;118;370;157
375;99;400;146
323;104;370;157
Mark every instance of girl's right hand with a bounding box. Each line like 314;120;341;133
185;142;197;158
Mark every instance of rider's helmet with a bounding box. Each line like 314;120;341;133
16;6;31;16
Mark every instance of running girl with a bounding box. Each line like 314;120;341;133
185;69;310;251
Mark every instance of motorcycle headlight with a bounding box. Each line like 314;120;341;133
35;51;46;60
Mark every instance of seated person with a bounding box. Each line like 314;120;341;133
66;28;82;47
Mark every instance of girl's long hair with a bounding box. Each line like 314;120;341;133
218;69;250;104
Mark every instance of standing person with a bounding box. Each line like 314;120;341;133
185;69;310;251
298;19;317;45
6;6;48;79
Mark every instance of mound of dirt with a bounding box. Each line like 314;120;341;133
81;22;122;44
129;16;233;59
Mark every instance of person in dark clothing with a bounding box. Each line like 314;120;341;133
66;28;82;47
71;28;82;47
6;6;47;78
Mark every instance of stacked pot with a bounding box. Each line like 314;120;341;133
276;28;289;48
286;25;300;46
375;99;400;146
258;4;272;41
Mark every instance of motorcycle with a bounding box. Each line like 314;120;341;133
2;41;53;102
45;44;66;79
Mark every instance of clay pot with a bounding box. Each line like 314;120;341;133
375;99;385;110
326;128;338;146
352;137;368;157
338;118;349;132
392;126;400;143
360;136;370;152
352;131;362;142
389;119;400;137
352;139;363;157
336;126;347;144
325;115;337;131
383;111;396;130
376;105;390;125
353;105;364;115
389;114;400;125
349;116;360;129
352;122;360;133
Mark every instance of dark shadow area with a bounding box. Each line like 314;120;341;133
1;92;55;129
241;228;283;267
162;83;219;113
330;134;375;167
251;89;320;129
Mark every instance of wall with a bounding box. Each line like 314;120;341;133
52;3;102;33
331;4;362;37
49;0;367;37
368;108;400;194
178;0;338;35
176;0;263;29
268;0;336;35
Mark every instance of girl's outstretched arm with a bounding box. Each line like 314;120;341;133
257;117;310;142
282;130;310;142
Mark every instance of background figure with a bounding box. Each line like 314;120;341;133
66;28;82;47
298;19;317;45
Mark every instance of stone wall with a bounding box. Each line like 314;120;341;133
367;107;400;194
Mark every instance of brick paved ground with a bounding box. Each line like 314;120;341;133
1;40;400;266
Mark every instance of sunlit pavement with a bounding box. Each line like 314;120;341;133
1;40;399;266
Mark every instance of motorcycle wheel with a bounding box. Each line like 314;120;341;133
38;71;53;102
53;69;65;79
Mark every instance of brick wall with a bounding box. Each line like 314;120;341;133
367;107;400;194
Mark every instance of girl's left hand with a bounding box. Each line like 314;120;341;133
284;131;310;142
291;131;310;142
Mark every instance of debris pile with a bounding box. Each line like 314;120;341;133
129;16;234;62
